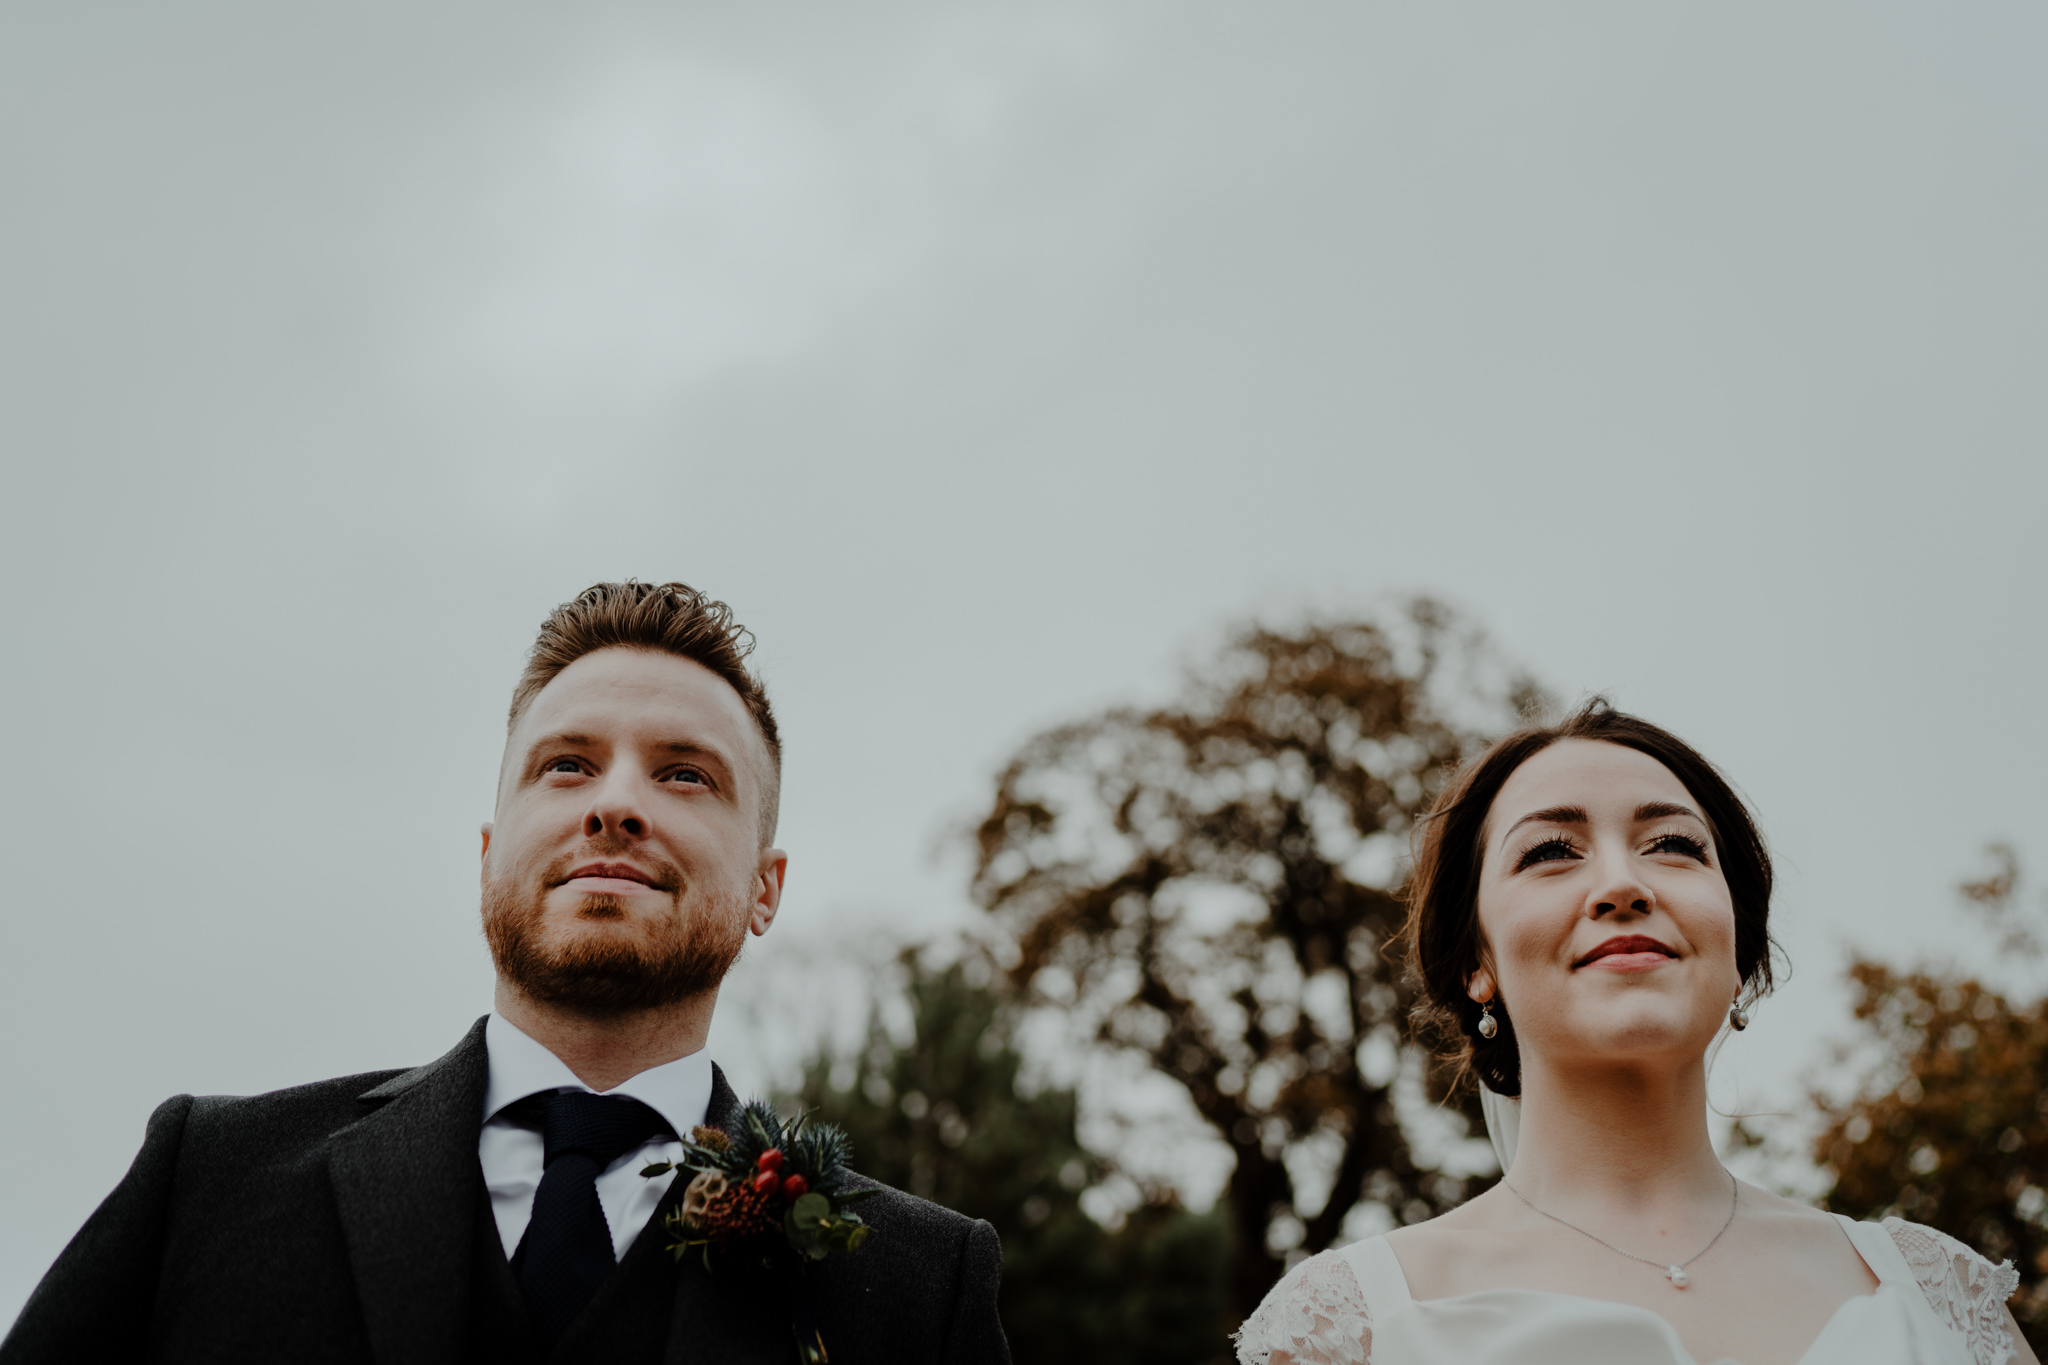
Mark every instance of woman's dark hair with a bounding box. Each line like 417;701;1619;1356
1401;699;1776;1096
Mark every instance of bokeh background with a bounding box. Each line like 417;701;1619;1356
4;0;2045;1346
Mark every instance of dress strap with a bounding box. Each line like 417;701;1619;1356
1832;1212;1917;1288
1337;1235;1416;1316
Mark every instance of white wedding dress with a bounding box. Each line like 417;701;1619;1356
1234;1215;2021;1365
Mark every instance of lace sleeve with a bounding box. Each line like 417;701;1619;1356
1883;1217;2023;1365
1232;1248;1373;1365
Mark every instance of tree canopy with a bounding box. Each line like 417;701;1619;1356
968;603;1542;1318
1816;846;2047;1352
785;952;1233;1364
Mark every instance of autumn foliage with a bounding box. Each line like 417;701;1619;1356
968;603;1541;1320
1816;849;2048;1352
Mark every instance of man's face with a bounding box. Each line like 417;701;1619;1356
480;646;785;1017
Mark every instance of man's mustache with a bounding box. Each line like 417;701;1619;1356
541;840;683;895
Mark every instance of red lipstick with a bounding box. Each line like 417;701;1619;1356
1573;934;1677;970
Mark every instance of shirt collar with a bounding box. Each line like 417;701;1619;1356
482;1011;713;1142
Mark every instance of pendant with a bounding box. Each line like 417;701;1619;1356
1666;1265;1689;1288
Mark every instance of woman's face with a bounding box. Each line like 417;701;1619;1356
1470;738;1740;1073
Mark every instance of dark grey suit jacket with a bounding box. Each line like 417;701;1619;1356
1;1018;1009;1364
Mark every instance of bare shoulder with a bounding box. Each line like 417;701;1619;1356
1379;1186;1535;1297
1729;1181;1860;1239
1381;1180;1876;1303
1729;1182;1880;1279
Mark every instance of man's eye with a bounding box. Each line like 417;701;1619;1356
664;768;707;786
545;758;583;774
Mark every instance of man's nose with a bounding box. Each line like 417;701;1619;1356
583;772;649;840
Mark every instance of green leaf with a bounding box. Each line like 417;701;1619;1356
791;1192;830;1230
833;1187;882;1207
639;1161;675;1178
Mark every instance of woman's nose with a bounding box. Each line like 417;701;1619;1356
1586;851;1652;918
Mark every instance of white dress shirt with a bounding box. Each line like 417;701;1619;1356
478;1012;712;1261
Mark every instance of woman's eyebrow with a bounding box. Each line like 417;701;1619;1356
1500;801;1706;844
1503;805;1588;841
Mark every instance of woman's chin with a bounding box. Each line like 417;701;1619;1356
1543;1003;1724;1063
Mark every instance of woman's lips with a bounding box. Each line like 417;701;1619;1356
1573;935;1677;970
1581;951;1672;972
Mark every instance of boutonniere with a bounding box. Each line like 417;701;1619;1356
642;1101;876;1362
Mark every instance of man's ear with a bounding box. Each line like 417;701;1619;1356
749;849;788;936
479;823;493;884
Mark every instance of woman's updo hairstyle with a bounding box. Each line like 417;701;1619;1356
1401;699;1776;1096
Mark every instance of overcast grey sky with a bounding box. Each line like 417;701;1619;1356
4;0;2045;1321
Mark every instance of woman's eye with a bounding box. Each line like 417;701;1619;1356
1516;837;1578;870
1649;832;1709;861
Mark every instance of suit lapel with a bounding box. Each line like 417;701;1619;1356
703;1064;742;1135
329;1016;491;1365
663;1065;795;1365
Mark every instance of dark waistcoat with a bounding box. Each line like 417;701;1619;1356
464;1173;690;1365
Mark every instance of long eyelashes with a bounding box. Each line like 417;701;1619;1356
1510;829;1712;872
1647;831;1711;863
1514;836;1580;871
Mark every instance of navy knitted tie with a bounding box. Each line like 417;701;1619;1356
509;1090;673;1341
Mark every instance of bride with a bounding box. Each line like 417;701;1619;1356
1235;702;2034;1365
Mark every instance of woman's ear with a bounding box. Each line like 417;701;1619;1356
1465;935;1499;1004
1466;966;1496;1005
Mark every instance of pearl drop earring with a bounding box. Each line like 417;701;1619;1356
1478;1001;1499;1039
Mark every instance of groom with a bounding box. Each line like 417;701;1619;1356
3;582;1009;1364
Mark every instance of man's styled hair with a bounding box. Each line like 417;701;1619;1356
509;581;782;844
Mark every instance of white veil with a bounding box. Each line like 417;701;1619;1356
1480;1087;1521;1174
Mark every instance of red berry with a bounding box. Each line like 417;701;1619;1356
756;1148;784;1173
752;1169;779;1195
781;1174;809;1200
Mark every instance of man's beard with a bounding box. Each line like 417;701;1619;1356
482;848;750;1017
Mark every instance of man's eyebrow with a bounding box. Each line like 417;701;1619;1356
524;730;600;757
522;731;734;767
1502;805;1588;841
643;738;733;765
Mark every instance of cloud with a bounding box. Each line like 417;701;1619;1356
404;8;1125;409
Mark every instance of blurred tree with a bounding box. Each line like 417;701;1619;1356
966;603;1543;1321
1815;845;2048;1352
784;952;1233;1364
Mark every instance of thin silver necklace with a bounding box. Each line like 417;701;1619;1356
1500;1170;1739;1289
